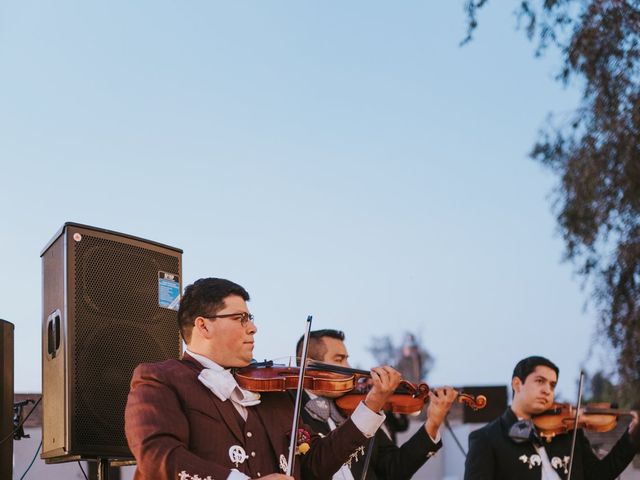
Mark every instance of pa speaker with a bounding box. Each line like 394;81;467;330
41;223;182;461
462;385;508;424
1;320;14;479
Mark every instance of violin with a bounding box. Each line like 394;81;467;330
234;361;357;396
333;376;487;415
533;402;636;442
306;362;487;415
234;360;488;415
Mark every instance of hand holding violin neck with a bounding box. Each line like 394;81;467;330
363;366;403;412
424;387;459;437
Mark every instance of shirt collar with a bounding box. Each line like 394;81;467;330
185;349;225;372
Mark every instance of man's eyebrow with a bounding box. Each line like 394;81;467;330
536;375;556;384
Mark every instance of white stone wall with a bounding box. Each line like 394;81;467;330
13;428;87;480
13;427;136;480
14;422;640;479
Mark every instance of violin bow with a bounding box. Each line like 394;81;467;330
359;436;376;480
567;370;585;480
286;315;313;476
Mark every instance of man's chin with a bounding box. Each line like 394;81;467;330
228;358;253;369
531;403;551;414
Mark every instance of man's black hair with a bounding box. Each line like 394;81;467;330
296;329;345;363
178;277;250;343
511;356;559;396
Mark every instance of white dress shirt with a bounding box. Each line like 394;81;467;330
535;445;562;480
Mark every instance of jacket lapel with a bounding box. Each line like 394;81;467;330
544;435;572;479
253;393;300;476
181;353;245;444
500;408;543;478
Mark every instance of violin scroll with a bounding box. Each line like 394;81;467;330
459;393;487;411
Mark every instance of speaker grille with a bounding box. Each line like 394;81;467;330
72;234;180;450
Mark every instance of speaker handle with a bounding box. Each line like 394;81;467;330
46;310;62;358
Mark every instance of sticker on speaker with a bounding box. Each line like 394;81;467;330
158;271;180;310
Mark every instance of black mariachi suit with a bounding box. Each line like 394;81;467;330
464;407;640;480
301;392;442;480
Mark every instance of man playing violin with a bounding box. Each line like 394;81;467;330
297;329;458;480
464;355;640;480
125;277;405;480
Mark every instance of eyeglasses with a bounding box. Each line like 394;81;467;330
201;312;255;327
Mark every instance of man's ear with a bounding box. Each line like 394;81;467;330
512;377;522;395
193;316;211;338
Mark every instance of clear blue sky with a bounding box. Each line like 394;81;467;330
1;1;601;399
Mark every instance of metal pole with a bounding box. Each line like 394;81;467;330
0;319;15;480
97;458;110;480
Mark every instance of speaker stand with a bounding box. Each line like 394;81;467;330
97;458;110;480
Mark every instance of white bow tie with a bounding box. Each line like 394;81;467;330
198;368;261;407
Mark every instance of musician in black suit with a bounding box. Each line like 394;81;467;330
297;329;457;480
464;355;640;480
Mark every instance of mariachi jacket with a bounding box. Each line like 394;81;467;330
300;392;442;480
125;354;370;480
464;407;639;480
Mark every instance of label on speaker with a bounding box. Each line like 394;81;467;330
158;272;180;310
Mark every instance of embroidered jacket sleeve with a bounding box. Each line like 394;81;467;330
579;429;639;480
125;362;241;480
300;415;371;479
